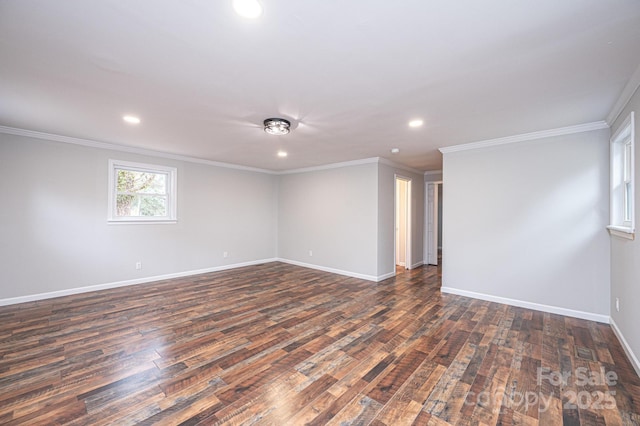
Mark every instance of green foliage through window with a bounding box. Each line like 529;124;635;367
109;160;177;222
116;169;167;217
115;169;168;217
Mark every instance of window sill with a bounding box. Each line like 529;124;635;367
607;225;635;240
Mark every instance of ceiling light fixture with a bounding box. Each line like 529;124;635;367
391;148;400;154
277;151;288;158
264;118;291;135
123;115;141;124
233;0;263;19
408;119;423;128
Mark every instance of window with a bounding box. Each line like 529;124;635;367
608;111;635;239
108;160;177;223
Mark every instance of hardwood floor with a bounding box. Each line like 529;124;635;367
1;262;639;425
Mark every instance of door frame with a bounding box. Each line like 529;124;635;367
425;181;442;265
394;174;412;271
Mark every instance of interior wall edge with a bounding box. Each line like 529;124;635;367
439;121;609;154
277;258;395;283
0;258;279;307
610;318;640;377
0;125;276;175
606;61;640;125
441;286;610;324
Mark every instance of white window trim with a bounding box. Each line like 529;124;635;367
108;159;177;224
608;111;634;239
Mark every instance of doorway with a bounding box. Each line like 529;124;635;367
426;181;442;265
395;176;412;271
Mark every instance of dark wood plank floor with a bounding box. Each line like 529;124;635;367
1;262;639;425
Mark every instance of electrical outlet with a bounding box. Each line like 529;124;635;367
308;250;313;257
223;251;228;258
616;297;620;312
135;261;142;270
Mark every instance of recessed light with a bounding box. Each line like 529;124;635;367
123;115;141;124
391;148;400;154
277;151;288;158
233;0;263;19
408;119;423;128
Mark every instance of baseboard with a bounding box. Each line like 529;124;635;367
276;258;391;282
440;286;610;324
610;318;640;377
377;271;397;281
0;258;279;306
411;261;424;269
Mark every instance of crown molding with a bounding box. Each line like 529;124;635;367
1;125;429;176
423;170;442;176
439;121;609;154
277;157;381;175
607;62;640;126
280;157;425;176
0;125;277;174
377;157;424;175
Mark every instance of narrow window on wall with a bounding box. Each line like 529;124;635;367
624;140;633;222
108;160;177;223
608;111;635;239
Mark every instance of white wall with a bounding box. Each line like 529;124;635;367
424;172;443;182
0;133;278;301
277;162;379;279
377;162;424;276
1;135;426;302
442;129;611;321
610;85;640;373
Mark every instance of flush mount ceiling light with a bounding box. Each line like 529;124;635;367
264;118;291;135
391;148;400;154
408;119;423;128
277;151;288;158
123;115;141;124
233;0;263;19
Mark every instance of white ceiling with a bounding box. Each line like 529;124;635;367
1;0;640;172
